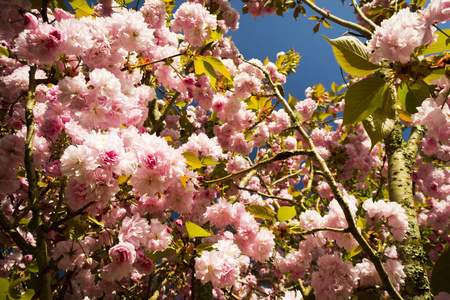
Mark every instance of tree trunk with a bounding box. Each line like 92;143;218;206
385;124;432;299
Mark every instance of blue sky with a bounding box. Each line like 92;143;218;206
228;1;357;100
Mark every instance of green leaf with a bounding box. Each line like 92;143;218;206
186;221;211;239
343;76;388;125
398;81;431;114
146;248;175;262
246;205;275;221
422;29;450;56
324;36;381;77
0;47;9;57
0;278;9;300
277;206;297;223
322;20;332;28
9;277;30;300
182;151;204;169
19;289;34;300
203;56;232;81
348;245;363;258
362;105;396;148
288;94;299;110
201;157;220;166
356;217;369;231
424;68;446;84
195;243;214;253
194;57;217;90
67;0;97;17
26;260;39;273
114;0;135;5
431;248;450;294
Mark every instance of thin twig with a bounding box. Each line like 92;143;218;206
241;56;404;300
301;0;373;39
204;149;313;185
351;0;377;30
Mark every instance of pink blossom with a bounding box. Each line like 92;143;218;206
14;22;64;66
171;2;217;47
311;253;358;300
109;241;136;264
368;8;435;64
194;239;242;288
146;218;172;251
53;240;86;270
204;198;236;228
140;0;166;29
363;198;409;241
425;0;450;26
119;215;151;248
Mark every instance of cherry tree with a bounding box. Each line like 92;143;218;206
0;0;449;299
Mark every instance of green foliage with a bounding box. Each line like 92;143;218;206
182;151;204;169
343;75;390;125
362;106;396;148
186;221;211;239
246;205;276;221
194;56;232;90
0;47;10;58
277;206;296;223
7;277;34;300
0;278;8;300
421;29;450;56
324;36;381;77
67;0;97;17
275;48;301;76
246;96;272;111
397;81;431;114
430;248;450;294
146;248;176;262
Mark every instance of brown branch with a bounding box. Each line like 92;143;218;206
204;149;313;185
351;0;377;30
0;210;34;254
301;0;373;39
241;56;404;300
150;92;180;135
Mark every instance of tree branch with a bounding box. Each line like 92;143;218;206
301;0;373;39
150;92;180;135
386;123;431;299
351;0;377;30
0;210;34;254
203;149;313;185
241;57;403;300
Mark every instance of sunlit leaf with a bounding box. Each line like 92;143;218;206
201;157;220;166
246;205;275;221
349;245;362;258
203;56;232;81
195;243;214;253
186;221;211;239
277;206;297;223
422;29;450;56
343;76;388;125
324;36;380;77
0;278;9;300
0;47;9;57
67;0;97;17
356;217;369;231
182;151;204;169
362;105;396;148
